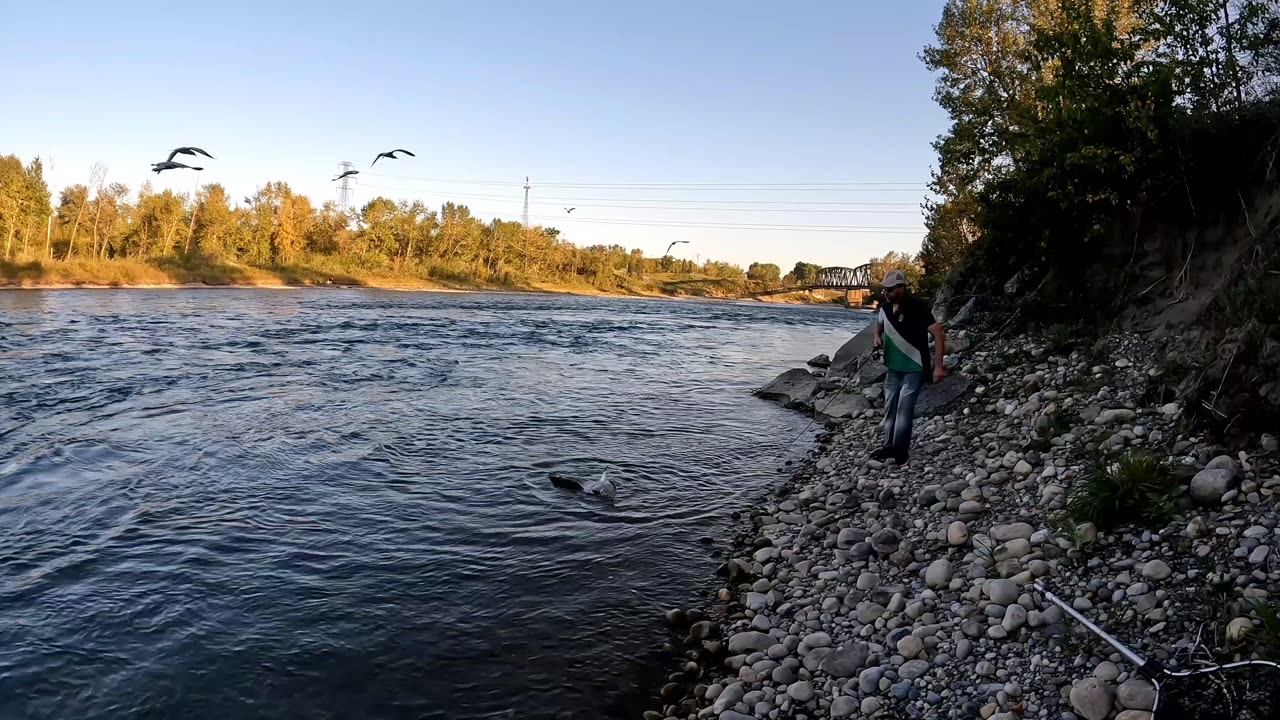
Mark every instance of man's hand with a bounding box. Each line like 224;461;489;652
873;334;883;349
933;366;948;383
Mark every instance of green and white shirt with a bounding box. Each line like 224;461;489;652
878;296;934;374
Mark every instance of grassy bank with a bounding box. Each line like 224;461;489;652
0;256;847;303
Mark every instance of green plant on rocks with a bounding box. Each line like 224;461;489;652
1249;599;1280;661
1063;450;1178;530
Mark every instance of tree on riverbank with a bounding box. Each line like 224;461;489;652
0;153;836;295
919;0;1280;296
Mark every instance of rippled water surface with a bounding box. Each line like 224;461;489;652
0;290;868;720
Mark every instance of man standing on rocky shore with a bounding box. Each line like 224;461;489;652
871;269;947;464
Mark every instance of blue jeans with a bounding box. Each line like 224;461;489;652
883;370;925;454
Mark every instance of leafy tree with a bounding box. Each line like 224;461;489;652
746;262;781;284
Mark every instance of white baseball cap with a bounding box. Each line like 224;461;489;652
881;269;907;288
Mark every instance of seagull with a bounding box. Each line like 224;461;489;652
564;207;576;214
151;161;203;173
334;169;360;182
371;149;415;167
665;240;690;255
165;147;214;162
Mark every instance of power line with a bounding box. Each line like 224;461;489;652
364;172;927;191
356;183;920;207
515;213;924;233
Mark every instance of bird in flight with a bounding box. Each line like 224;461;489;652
166;147;214;162
665;240;689;255
334;169;360;182
564;207;576;214
371;149;415;167
151;161;203;174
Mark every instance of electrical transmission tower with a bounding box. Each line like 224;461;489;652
522;176;531;270
336;161;355;211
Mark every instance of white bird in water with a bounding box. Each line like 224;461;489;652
334;169;360;182
166;147;215;162
151;161;203;174
371;149;415;167
564;207;576;214
665;240;689;255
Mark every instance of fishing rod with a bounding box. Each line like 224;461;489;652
772;346;882;460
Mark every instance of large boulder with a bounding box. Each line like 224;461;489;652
829;323;877;375
917;373;971;416
816;391;871;420
756;369;819;408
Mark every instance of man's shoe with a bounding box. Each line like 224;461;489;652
869;446;893;461
892;451;910;465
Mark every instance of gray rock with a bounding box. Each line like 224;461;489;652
830;695;859;718
1141;560;1171;581
1094;661;1121;682
861;697;884;715
771;664;796;685
757;369;820;408
787;680;815;702
1117;679;1156;710
1205;455;1240;476
897;634;924;659
1070;678;1115;720
819;391;872;420
1003;604;1028;632
807;353;832;368
926;559;954;588
1096;408;1136;425
947;520;969;546
859;666;884;693
986;578;1018;606
802;631;832;649
899;659;930;680
991;523;1034;542
819;643;870;677
727;631;776;654
1251;545;1271;564
712;681;746;714
1190;468;1234;504
917;374;973;416
858;603;886;624
837;527;863;549
829;323;877;375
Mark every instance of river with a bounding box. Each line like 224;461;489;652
0;289;869;720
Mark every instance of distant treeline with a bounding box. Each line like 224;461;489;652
0;154;921;294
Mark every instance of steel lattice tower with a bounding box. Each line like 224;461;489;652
337;161;355;211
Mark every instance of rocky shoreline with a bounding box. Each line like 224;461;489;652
647;323;1279;720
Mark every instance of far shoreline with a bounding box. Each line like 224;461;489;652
0;280;867;307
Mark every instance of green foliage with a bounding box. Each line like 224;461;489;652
746;262;781;284
866;251;924;289
0;151;829;296
1249;599;1280;660
919;0;1280;301
1064;451;1179;530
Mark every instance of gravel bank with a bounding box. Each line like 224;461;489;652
649;328;1279;720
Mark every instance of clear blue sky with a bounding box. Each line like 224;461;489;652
1;1;948;271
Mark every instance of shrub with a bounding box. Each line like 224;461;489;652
1064;451;1178;530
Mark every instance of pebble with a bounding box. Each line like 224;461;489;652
947;520;969;546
